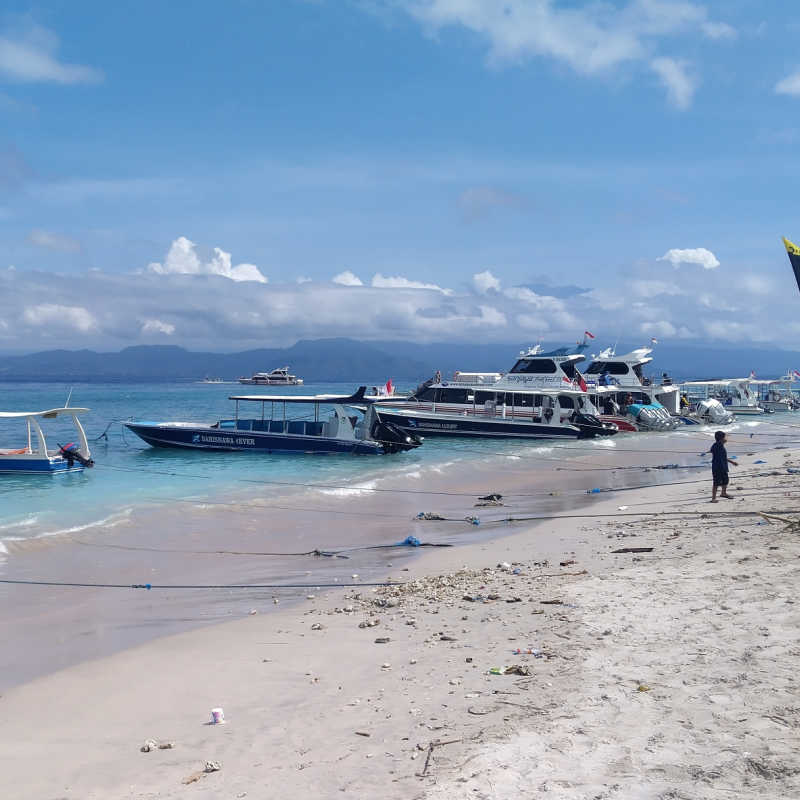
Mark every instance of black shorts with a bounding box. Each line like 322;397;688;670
712;469;729;487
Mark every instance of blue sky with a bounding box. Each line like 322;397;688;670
2;0;800;352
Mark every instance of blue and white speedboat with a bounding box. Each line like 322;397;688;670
124;387;422;455
0;407;95;474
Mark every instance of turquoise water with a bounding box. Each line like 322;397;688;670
2;380;798;547
0;381;436;541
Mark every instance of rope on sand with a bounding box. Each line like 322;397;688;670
0;578;404;591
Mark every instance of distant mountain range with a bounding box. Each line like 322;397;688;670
0;338;798;383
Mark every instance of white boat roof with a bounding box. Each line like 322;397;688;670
0;407;90;419
681;379;750;386
230;393;360;403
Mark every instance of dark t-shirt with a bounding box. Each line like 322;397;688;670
710;441;727;471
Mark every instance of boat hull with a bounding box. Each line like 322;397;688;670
124;422;383;455
0;456;84;474
374;409;581;439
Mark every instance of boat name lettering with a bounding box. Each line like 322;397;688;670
192;434;256;446
505;375;561;385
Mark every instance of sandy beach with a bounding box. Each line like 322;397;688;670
2;436;799;799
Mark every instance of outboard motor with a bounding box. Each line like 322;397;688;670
574;412;617;438
58;442;95;468
697;399;735;425
370;420;423;453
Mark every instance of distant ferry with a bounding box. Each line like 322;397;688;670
238;367;303;386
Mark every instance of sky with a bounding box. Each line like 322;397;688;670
2;0;800;353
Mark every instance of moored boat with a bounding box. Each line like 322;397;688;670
0;408;95;474
583;346;680;431
679;379;764;415
238;367;303;386
124;387;421;455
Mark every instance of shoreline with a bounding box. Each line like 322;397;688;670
2;434;799;798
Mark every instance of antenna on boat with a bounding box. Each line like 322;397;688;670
64;387;73;408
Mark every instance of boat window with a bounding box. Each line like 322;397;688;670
416;387;438;402
438;388;469;404
558;395;575;409
586;361;628;376
561;361;577;380
632;364;643;380
475;391;497;404
513;393;534;407
516;359;557;374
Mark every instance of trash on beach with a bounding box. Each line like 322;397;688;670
498;561;512;571
512;648;545;657
398;535;421;546
478;493;503;501
475;499;504;507
374;637;390;643
612;547;654;554
637;684;652;692
210;707;225;724
310;622;325;630
465;516;481;525
559;560;576;567
489;664;532;676
204;761;222;773
618;505;629;511
754;460;766;464
355;730;371;737
787;468;800;474
540;599;564;605
587;488;602;494
416;512;446;520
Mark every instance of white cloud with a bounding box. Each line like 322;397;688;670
148;236;267;283
371;273;452;294
23;303;96;332
658;247;719;269
332;269;364;286
380;0;730;105
640;320;676;337
296;276;312;284
650;57;696;110
141;319;175;335
775;71;800;97
0;24;102;84
473;269;501;294
27;228;81;253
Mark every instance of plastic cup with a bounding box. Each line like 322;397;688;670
211;707;225;724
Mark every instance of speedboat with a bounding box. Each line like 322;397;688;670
238;367;303;386
679;398;735;425
583;347;680;431
124;387;421;455
0;407;95;474
749;374;800;412
679;379;764;415
374;346;616;440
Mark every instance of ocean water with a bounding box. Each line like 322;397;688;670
1;381;798;547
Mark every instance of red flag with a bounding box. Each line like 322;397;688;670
578;376;588;392
385;378;393;395
584;330;595;339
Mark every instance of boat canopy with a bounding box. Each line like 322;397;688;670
0;407;90;419
229;387;367;404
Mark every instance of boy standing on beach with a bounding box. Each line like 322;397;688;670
710;430;737;502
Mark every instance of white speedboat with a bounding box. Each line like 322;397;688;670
0;407;94;474
750;375;800;412
680;379;764;415
375;345;616;440
238;367;304;386
583;347;680;431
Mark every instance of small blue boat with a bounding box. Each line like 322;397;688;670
0;407;95;474
124;387;422;455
